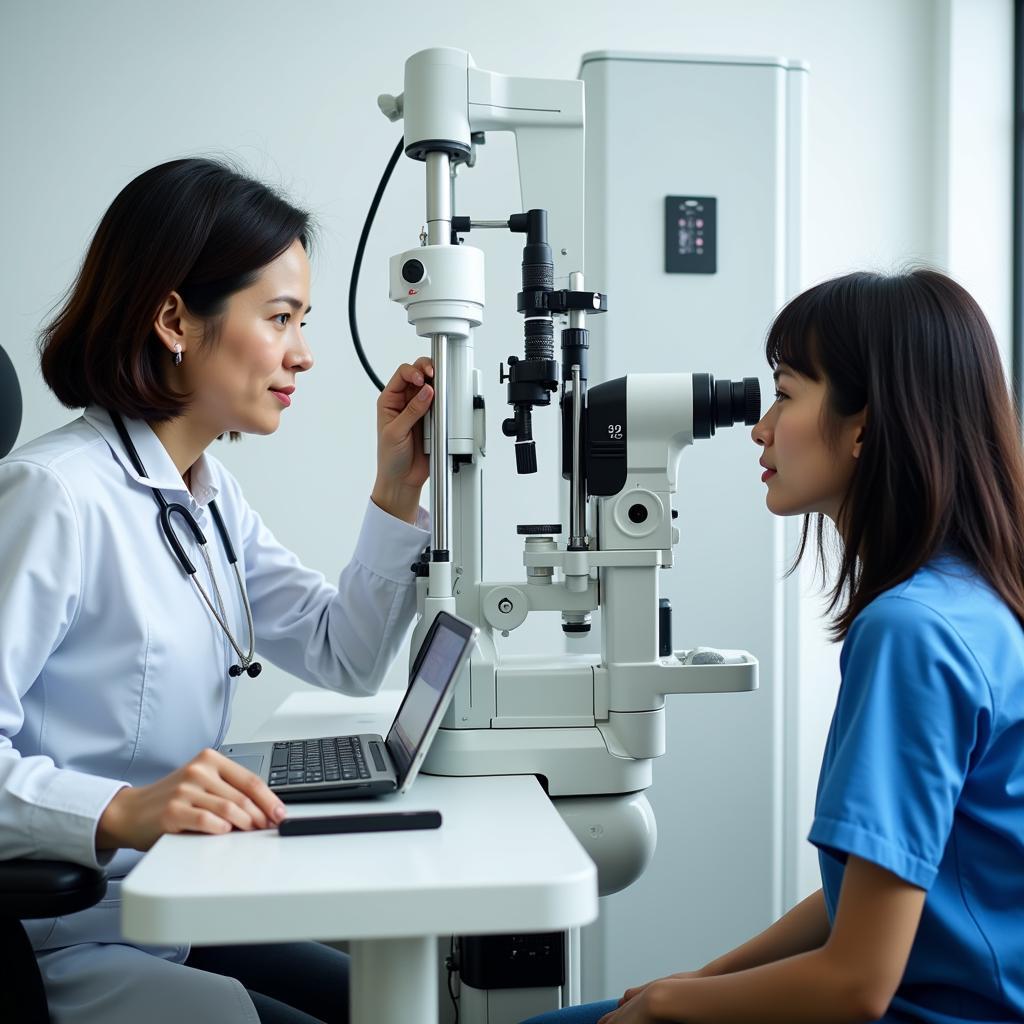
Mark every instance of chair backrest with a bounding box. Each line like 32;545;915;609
0;344;23;458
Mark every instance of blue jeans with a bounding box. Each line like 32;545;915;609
521;1000;619;1024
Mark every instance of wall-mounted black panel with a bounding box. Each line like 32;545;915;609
665;195;717;274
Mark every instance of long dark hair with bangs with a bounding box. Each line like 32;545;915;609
766;269;1024;639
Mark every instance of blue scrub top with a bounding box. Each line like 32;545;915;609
810;556;1024;1023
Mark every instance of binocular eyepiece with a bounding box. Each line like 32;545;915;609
692;374;761;439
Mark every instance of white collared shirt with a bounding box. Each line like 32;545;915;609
0;407;429;925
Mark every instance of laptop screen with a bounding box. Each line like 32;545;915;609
385;615;473;783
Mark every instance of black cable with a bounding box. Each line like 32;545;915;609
349;137;405;393
446;935;460;1024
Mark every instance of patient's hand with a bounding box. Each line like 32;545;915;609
96;747;287;851
619;970;703;1007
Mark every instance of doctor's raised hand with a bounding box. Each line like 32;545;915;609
371;356;435;524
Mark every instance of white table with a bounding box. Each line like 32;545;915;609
121;692;598;1023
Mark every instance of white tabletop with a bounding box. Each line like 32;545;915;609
121;692;598;947
245;689;404;742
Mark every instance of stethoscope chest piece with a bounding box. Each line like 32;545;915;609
230;662;263;678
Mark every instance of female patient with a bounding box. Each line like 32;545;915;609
0;158;435;1024
525;269;1024;1023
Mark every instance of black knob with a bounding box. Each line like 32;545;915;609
628;503;648;524
515;441;537;474
401;259;425;284
658;598;672;657
501;417;519;437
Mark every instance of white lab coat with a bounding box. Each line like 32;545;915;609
0;406;429;1023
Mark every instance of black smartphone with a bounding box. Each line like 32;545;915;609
278;810;442;836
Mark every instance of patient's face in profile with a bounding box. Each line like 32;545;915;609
751;362;862;522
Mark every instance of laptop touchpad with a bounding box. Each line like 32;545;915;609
228;754;265;775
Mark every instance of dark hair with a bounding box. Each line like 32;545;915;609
766;269;1024;639
39;157;314;422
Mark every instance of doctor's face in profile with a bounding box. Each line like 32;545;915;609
750;362;864;523
171;238;314;436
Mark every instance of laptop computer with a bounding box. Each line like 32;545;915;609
221;611;478;802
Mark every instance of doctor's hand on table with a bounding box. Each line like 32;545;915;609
371;356;434;524
96;748;287;852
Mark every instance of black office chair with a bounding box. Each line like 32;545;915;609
0;343;109;1022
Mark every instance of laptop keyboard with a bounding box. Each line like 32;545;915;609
268;737;372;788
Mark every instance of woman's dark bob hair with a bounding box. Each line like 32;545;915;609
39;157;314;422
767;268;1024;639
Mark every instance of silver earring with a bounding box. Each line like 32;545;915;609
173;344;183;366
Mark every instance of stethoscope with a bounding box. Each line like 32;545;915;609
110;411;262;679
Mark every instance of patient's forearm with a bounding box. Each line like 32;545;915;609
700;888;830;976
653;946;876;1023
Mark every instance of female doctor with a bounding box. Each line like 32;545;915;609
0;158;435;1024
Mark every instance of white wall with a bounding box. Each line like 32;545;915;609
0;0;1012;995
933;0;1014;374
